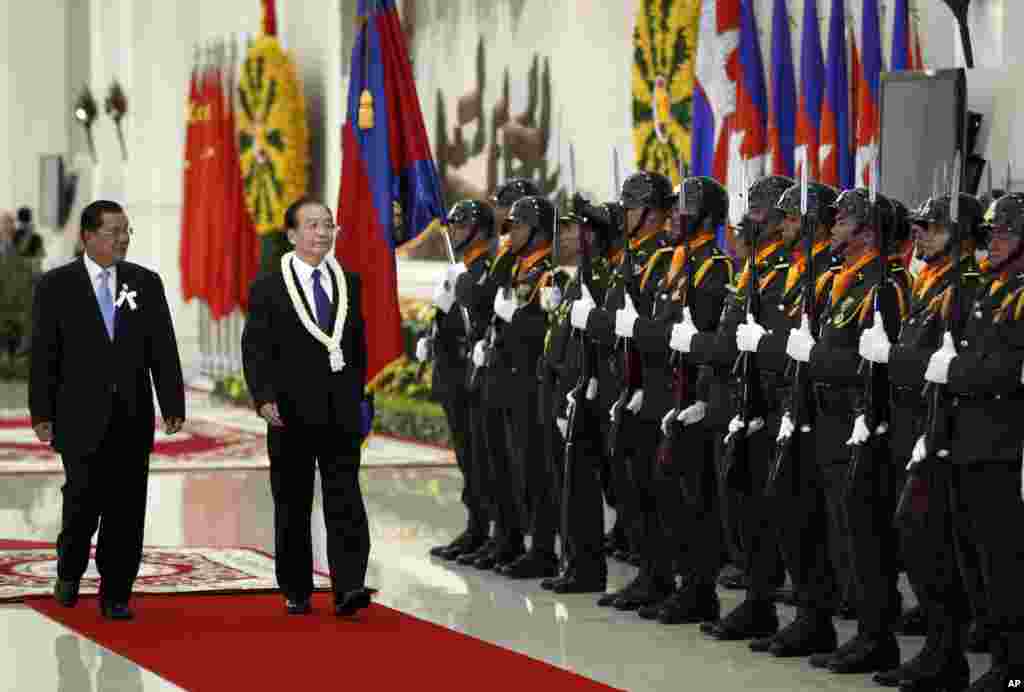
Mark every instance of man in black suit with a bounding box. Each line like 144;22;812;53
241;197;373;617
30;200;186;620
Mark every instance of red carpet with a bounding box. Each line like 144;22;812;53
29;592;621;691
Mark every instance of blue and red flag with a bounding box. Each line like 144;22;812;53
768;0;796;177
891;0;925;71
735;0;768;180
855;0;883;186
336;0;445;388
691;0;740;185
821;0;853;188
795;0;824;182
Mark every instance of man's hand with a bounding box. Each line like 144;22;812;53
33;421;53;443
736;314;767;353
164;417;185;435
669;308;698;353
415;337;431;362
615;294;640;338
493;290;519;322
785;315;816;363
259;402;284;427
925;332;958;384
570;285;596;330
432;278;455;313
859;312;892;364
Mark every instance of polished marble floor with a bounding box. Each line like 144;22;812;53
0;381;992;691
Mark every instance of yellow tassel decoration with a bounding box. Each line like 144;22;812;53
358;89;374;130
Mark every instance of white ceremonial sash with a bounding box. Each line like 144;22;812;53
281;251;349;371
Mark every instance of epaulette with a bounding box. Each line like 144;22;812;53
640;247;675;290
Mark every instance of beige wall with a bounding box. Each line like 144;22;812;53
0;0;1007;372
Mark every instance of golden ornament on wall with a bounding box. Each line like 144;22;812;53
236;36;310;236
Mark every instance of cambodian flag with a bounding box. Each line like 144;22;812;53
691;0;740;185
735;0;768;180
336;0;445;388
891;0;925;70
820;0;852;188
854;0;883;186
795;0;824;182
768;0;796;177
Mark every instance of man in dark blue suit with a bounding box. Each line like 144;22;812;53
29;200;186;620
242;197;373;617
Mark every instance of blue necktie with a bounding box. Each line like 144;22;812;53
97;269;115;340
311;268;332;331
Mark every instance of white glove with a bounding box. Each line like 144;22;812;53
566;388;577;411
748;417;765;435
608;398;622;422
908;434;927;470
724;415;745;445
669;308;698;353
615;294;640;338
626;389;644;413
586;377;598;400
924;332;958;384
661;408;679;436
432;278;456;313
846;414;871;446
570;284;596;330
540;286;563;312
446;262;468;284
858;312;892;364
471;340;487;367
493;289;519;323
785;314;816;363
556;418;568;438
776;412;795;442
415;337;431;362
736;314;767;353
677;401;707;426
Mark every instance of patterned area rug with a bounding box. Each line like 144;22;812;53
0;391;454;474
0;543;330;602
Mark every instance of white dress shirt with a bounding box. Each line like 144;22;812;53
83;252;117;305
290;255;334;320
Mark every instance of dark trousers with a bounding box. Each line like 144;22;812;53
57;402;149;603
483;392;522;552
614;416;669;581
728;415;785;600
659;422;722;585
505;384;556;554
267;426;368;601
774;429;838;612
560;400;608;576
816;413;857;608
952;461;1024;663
900;462;970;647
442;385;487;537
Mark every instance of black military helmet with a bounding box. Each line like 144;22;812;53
749;175;795;213
910;193;986;242
776;182;839;226
507;195;556;241
491;178;541;208
620;171;674;210
832;187;900;238
983;192;1024;235
676;176;729;229
567;194;620;238
888;197;912;250
447;199;496;239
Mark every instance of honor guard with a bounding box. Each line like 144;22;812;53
886;193;1024;691
540;196;620;594
421;199;497;561
863;192;985;688
620;176;733;624
569;170;674;610
453;178;540;570
682;175;792;641
784;188;910;672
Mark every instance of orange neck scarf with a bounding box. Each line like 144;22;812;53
462;239;490;267
830;249;880;307
737;239;785;291
514;242;552;279
784;238;831;296
914;257;954;300
665;232;715;288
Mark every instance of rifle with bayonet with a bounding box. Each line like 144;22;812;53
847;154;891;499
723;176;765;493
894;153;963;527
767;170;817;497
467;236;516;390
656;166;698;504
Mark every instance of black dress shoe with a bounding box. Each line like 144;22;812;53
99;602;134;620
637;600;668;620
950;664;1008;692
706;599;778;640
768;610;837;658
717;567;750;590
53;579;80;608
613;577;673;611
455;542;491;566
552;574;606;595
824;633;900;674
490;548;526;571
335;588;372;617
888;644;969;691
541;573;569;591
773;586;798;606
749;635;777;653
657;583;720;625
499;551;558;579
285;598;312;615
